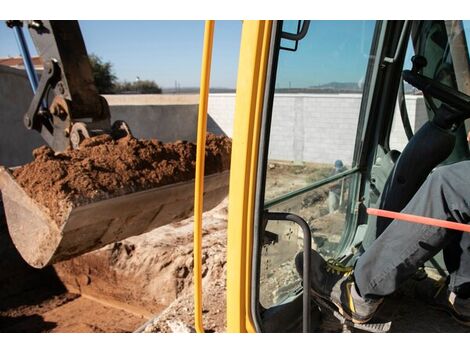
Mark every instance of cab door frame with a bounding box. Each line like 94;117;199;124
226;20;411;332
251;20;406;332
226;20;273;333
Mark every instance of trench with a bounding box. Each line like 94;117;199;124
0;195;228;333
0;202;155;332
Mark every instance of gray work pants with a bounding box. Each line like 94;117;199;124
355;160;470;299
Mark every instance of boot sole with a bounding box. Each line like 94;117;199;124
309;287;374;325
428;303;470;327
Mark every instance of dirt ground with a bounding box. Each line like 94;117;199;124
53;198;229;333
0;196;228;333
264;161;332;201
0;195;147;333
1;292;147;333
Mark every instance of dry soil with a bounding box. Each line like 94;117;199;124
12;133;231;225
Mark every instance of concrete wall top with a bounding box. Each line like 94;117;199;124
209;92;423;100
103;94;199;106
0;64;30;78
103;92;426;104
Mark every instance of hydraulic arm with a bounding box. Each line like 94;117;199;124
6;20;128;151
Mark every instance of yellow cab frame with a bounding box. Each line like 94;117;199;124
194;20;470;333
194;20;272;333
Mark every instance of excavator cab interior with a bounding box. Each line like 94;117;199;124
251;20;470;332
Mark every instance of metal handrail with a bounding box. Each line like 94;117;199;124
264;167;359;209
265;212;312;333
383;20;410;65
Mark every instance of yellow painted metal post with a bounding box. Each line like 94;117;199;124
226;20;272;333
244;21;272;333
193;20;215;334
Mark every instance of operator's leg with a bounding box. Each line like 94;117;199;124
444;232;470;298
355;161;470;298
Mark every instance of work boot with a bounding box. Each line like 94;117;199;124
448;292;470;326
414;277;470;326
295;250;382;324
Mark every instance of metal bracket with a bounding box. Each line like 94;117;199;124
24;59;60;131
265;212;312;333
383;21;411;65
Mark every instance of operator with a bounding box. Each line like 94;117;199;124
296;131;470;326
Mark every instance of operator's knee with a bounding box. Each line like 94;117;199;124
428;163;451;181
426;161;470;216
425;164;453;192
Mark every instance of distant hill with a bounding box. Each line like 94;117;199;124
274;81;361;94
311;81;362;91
274;81;420;94
161;87;236;94
158;81;421;95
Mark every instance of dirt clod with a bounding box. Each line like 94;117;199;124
12;133;231;225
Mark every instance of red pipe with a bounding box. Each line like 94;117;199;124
367;208;470;233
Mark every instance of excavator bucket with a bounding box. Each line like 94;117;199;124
0;167;229;268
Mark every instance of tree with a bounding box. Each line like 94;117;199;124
88;54;117;94
132;80;162;94
114;80;162;94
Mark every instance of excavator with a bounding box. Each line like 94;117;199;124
192;20;470;333
1;20;470;333
0;20;229;268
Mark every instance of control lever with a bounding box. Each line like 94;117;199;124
404;55;470;130
411;55;427;73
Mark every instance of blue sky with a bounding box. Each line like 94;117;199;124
0;20;377;89
1;20;469;89
0;20;242;88
276;20;376;89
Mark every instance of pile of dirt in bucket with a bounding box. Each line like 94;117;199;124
12;133;231;225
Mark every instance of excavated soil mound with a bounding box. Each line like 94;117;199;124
53;199;229;332
12;133;231;225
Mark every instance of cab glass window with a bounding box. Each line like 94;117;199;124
260;20;377;308
389;21;470;156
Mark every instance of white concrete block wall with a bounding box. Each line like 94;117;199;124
207;94;236;137
0;66;45;166
1;68;427;168
389;96;428;152
208;93;427;165
267;95;361;165
389;99;414;152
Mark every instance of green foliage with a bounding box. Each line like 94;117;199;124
88;54;117;94
114;80;162;94
88;54;162;94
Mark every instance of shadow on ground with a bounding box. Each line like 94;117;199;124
0;198;68;332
